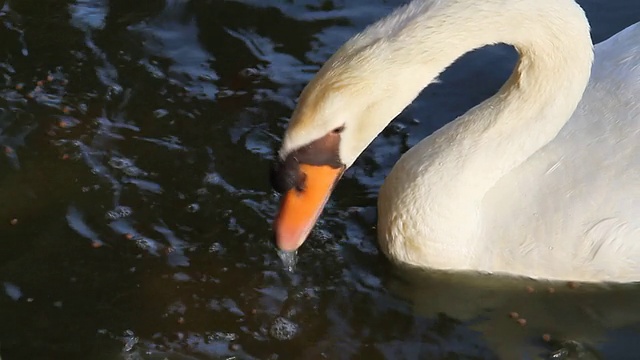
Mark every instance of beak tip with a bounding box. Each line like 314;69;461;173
273;225;304;253
271;163;344;254
276;242;301;253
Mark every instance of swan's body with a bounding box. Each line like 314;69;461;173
271;0;640;282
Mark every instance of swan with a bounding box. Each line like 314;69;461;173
269;0;640;282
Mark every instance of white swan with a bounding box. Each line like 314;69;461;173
270;0;640;282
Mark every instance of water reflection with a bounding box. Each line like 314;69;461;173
391;268;640;358
0;0;638;359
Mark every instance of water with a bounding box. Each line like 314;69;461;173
277;250;298;272
0;0;638;359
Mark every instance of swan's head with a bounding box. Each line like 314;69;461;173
270;46;426;251
268;0;595;252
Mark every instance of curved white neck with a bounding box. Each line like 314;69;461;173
375;0;594;265
376;0;592;183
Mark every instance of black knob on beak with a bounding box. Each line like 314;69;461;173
270;156;306;194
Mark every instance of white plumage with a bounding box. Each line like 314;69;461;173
279;0;640;282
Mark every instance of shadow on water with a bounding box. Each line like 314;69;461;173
0;0;638;359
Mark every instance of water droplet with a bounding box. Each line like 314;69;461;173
277;250;297;272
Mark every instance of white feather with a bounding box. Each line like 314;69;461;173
281;0;640;282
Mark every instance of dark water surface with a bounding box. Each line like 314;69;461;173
0;0;639;359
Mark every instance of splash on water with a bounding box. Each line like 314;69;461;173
122;330;139;353
550;340;601;359
269;316;298;341
277;249;298;272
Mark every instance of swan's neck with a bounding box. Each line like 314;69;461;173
376;0;594;267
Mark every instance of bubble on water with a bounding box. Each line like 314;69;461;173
107;85;123;97
269;317;298;341
208;242;224;254
277;250;298;272
186;203;200;213
105;206;133;220
108;157;130;169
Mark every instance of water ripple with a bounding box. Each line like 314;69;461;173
0;1;638;359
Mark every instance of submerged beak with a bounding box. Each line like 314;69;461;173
274;163;344;252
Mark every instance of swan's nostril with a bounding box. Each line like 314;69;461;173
271;130;344;194
294;170;307;192
270;161;288;194
270;157;304;194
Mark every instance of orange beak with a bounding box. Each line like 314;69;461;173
274;163;344;252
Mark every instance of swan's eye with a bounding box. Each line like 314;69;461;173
331;126;345;134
